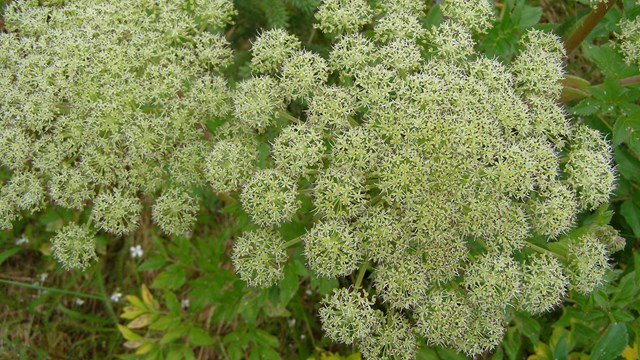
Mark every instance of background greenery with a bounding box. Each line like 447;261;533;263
0;0;639;359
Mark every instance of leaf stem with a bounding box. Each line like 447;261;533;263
284;235;304;248
354;260;370;289
526;242;567;260
564;0;617;55
619;75;640;86
279;110;301;124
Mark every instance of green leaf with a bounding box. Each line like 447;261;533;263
615;147;640;181
117;324;143;341
621;201;640;238
279;263;299;306
571;98;602;116
151;265;186;291
613;113;640;155
511;1;543;29
138;257;167;271
590;323;629;360
166;348;183;360
251;328;280;349
553;335;568;360
515;312;542;344
149;316;180;331
164;290;181;316
583;44;638;79
159;324;189;345
0;247;21;266
188;327;214;346
503;327;522;360
435;346;468;360
310;273;338;296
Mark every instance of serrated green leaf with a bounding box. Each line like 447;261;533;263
571;98;602;116
504;327;522;360
164;290;181;316
151;265;186;291
251;328;280;349
149;316;179;331
515;312;542;344
621;201;640;238
583;44;638;79
137;257;167;271
613;114;640;155
590;323;629;360
279;263;299;306
159;324;189;345
615;147;640;181
188;326;214;346
553;335;568;360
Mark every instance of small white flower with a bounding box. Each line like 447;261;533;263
305;289;313;296
15;236;29;245
288;318;296;327
37;273;48;283
181;298;190;309
110;292;123;302
75;298;85;306
130;245;143;259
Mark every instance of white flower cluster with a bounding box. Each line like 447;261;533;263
225;0;619;358
617;13;640;66
0;0;236;269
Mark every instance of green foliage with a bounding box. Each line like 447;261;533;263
1;0;640;359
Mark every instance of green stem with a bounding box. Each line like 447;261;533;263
370;193;384;206
298;188;315;195
0;279;107;300
279;110;301;124
526;242;567;260
354;261;370;289
95;265;118;324
595;113;613;132
284;236;304;248
564;0;617;55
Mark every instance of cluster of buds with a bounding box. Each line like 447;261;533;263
0;0;236;268
224;0;619;358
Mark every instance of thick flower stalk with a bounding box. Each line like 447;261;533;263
224;0;620;358
0;0;236;268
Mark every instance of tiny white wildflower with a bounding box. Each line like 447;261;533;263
75;298;85;306
181;298;190;309
15;235;29;245
110;292;123;303
37;273;48;283
130;245;143;259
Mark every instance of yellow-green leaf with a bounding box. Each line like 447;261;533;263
117;324;142;341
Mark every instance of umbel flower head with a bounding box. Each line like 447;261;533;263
0;0;236;254
201;0;620;358
231;228;288;288
51;223;97;271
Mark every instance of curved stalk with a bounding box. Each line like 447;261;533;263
565;0;617;55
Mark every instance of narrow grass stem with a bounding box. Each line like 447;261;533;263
0;279;107;301
95;265;118;324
